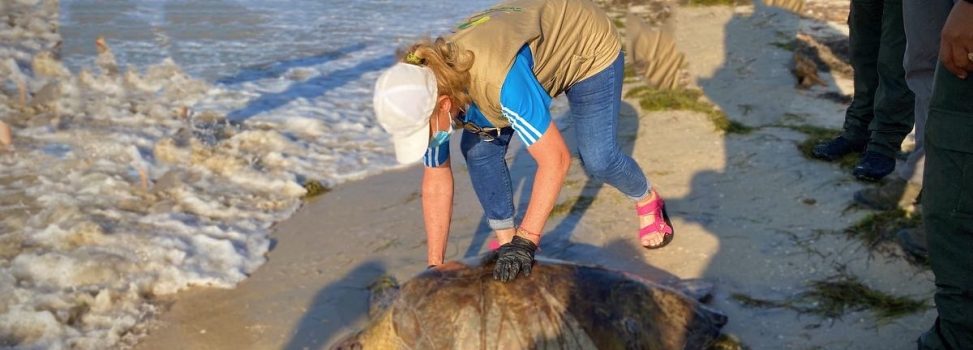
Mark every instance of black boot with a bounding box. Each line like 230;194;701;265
852;151;896;182
811;136;866;161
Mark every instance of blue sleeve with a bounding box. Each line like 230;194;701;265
499;45;552;147
464;103;493;128
423;137;449;167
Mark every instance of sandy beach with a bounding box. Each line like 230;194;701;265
130;3;936;350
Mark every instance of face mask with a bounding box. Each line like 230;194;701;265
428;112;453;149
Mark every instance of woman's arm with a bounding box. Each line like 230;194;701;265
520;122;571;244
422;159;453;266
493;122;567;282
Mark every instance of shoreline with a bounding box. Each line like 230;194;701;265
135;163;501;349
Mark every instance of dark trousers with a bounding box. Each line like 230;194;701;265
918;64;973;350
843;0;916;157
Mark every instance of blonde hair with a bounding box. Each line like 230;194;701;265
399;37;474;108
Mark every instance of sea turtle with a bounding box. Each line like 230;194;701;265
331;255;729;350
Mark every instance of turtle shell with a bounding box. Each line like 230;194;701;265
339;255;727;350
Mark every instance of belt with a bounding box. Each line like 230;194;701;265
462;121;509;141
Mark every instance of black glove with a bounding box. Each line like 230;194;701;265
493;235;538;282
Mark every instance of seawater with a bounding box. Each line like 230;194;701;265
1;0;494;348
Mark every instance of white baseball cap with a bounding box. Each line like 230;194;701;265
373;62;439;164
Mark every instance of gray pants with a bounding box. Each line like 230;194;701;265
899;0;954;186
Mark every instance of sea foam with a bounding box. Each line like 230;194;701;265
1;1;304;348
1;0;503;348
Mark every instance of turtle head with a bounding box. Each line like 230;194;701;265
367;275;400;318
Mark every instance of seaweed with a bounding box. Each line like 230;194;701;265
613;17;626;29
843;209;923;256
770;39;798;52
731;273;928;320
624;87;754;134
623;61;643;84
302;180;330;200
686;0;739;6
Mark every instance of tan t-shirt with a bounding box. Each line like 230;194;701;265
448;0;621;128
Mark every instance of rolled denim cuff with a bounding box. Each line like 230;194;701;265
628;184;652;202
488;217;515;230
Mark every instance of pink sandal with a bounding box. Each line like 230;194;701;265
636;193;674;249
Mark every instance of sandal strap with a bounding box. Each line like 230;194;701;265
636;195;673;240
636;196;665;216
639;220;673;238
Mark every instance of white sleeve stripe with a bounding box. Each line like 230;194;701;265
514;119;537;145
501;105;543;141
501;109;538;145
513;127;532;145
506;113;535;145
501;107;535;138
424;143;450;167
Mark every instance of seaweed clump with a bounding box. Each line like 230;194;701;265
624;86;753;134
843;209;923;259
686;0;741;6
731;273;928;320
302;180;330;200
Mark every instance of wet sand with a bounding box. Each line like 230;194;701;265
136;4;935;350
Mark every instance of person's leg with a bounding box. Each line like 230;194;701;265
852;0;941;208
876;0;954;258
864;0;915;159
900;0;951;187
852;0;915;181
460;128;517;245
565;53;649;200
565;53;669;246
812;0;883;161
843;0;885;143
917;63;973;350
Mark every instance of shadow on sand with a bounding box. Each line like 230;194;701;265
282;261;387;350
